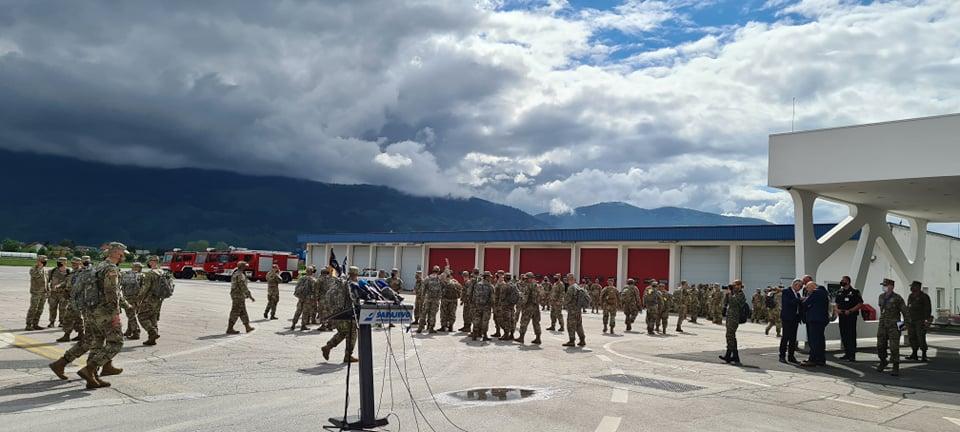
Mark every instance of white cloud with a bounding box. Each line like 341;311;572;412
373;152;413;169
549;198;574;215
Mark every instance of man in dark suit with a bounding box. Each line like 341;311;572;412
779;279;803;363
801;281;830;367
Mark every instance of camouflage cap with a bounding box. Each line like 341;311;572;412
147;255;159;262
57;257;67;262
320;268;331;275
81;255;91;261
37;254;48;260
108;242;129;254
431;265;441;273
525;272;534;278
348;266;360;275
131;262;143;268
392;268;399;273
71;257;82;263
627;278;636;284
881;278;895;286
306;265;317;273
910;280;922;288
415;270;423;274
482;271;492;277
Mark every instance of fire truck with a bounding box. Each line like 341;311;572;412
161;250;199;279
216;250;300;283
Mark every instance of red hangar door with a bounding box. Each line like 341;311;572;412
483;248;511;273
427;248;475;282
579;248;618;284
518;248;571;278
627;249;670;292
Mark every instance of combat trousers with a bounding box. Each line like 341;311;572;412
292;298;314;328
123;304;140;336
461;301;474;331
907;321;927;351
602;308;617;329
676;305;687;331
472;305;492;338
48;291;67;326
779;319;799;358
265;292;279;318
623;308;638;327
659;310;668;332
228;297;250;328
725;319;739;352
766;311;782;336
838;315;857;358
566;310;584;342
325;321;356;360
549;303;564;328
63;316;94;362
646;310;660;333
414;295;424;322
688;304;699;322
62;303;82;334
590;294;600;313
440;299;458;329
26;292;46;327
500;306;515;333
418;297;440;331
877;322;901;365
138;299;161;339
518;306;541;336
86;310;124;368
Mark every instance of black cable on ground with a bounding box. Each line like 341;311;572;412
405;328;470;432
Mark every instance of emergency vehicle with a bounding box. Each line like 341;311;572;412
161;250;199;279
216;250;300;282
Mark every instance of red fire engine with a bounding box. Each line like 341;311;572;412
161;250;199;279
216;250;300;282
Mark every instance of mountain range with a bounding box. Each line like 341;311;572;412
0;150;768;250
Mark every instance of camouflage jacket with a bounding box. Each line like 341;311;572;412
388;276;404;293
907;291;932;322
642;286;661;309
472;280;494;306
424;275;444;300
48;266;71;293
589;283;602;298
599;285;620;309
266;270;282;291
29;265;47;294
658;290;671;314
619;285;641;310
442;278;462;300
519;281;541;308
230;271;251;300
878;292;907;325
461;278;475;304
724;291;747;320
95;260;122;315
684;287;700;308
138;268;163;303
549;282;565;306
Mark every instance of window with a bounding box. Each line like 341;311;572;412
218;255;230;263
243;254;253;262
162;254;173;264
936;288;944;309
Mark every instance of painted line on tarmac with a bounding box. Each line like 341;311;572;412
0;326;81;363
609;368;625;375
610;388;628;403
141;392;207;402
830;397;880;409
594;416;622;432
944;417;960;428
730;378;770;388
125;331;254;365
595;354;612;362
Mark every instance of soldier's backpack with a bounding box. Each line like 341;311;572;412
739;299;751;324
70;265;101;311
120;271;141;298
504;284;520;305
575;287;591;309
154;271;175;299
765;292;777;309
294;276;312;299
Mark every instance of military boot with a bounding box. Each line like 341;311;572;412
244;324;256;333
577;338;586;346
492;329;501;338
609;326;615;335
719;350;731;363
531;335;541;345
921;350;928;362
226;327;240;334
625;323;632;331
558;325;564;332
730;350;741;366
546;325;556;331
676;327;683;333
890;364;900;376
100;361;123;377
321;345;331;361
514;332;524;344
263;311;268;319
876;358;888;372
300;325;310;331
77;365;102;390
128;332;140;341
56;332;71;343
72;330;84;341
603;325;608;333
49;358;69;380
482;334;491;342
562;339;575;347
905;349;919;361
143;335;158;346
344;356;359;363
93;368;111;388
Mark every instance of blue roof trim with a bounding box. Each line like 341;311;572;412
297;224;859;244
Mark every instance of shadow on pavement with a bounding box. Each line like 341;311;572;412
0;380;88;413
196;334;232;341
297;363;347;375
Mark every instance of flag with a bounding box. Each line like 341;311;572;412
329;250;342;277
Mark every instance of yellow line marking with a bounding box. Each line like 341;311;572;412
0;326;84;364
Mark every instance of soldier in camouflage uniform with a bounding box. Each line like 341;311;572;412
227;261;256;334
620;279;641;331
26;255;48;330
658;283;671;334
547;274;565;331
675;280;691;332
643;282;661;335
720;281;746;365
137;256;164;346
50;242;128;389
291;266;317;331
264;264;282;320
412;271;424;323
439;272;461;332
47;257;71;328
876;278;907;376
121;263;143;340
905;280;933;362
322;266;359;363
589;278;602;314
491;270;504;337
471;272;495;341
496;274;519;341
315;268;336;331
765;287;782;337
57;258;84;342
417;265;445;334
713;285;726;325
751;289;763;323
515;273;542;344
459;270;477;333
600;277;620;334
562;274;587;347
540;277;550;311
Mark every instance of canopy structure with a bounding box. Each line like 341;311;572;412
769;113;960;288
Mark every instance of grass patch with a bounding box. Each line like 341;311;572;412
0;258;137;268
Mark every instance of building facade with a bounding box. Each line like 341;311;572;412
300;223;959;314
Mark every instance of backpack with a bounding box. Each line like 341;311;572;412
765;293;777;309
70;265;101;311
504;284;520;305
294;276;312;299
739;299;751;324
120;271;141;298
154;271;175;299
575;287;591;309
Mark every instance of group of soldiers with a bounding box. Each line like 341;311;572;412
751;286;785;337
29;243;171;389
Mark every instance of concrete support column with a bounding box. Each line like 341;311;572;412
510;245;519;275
345;245;354;269
368;247;375;270
324;244;331;269
393;246;401;270
616;245;627;287
850;223;878;291
668;244;680;290
729;244;741;283
571;244;580;279
420;246;428;274
475;244;484;271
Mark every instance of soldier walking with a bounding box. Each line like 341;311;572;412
620;279;641;331
658;283;671;334
905;280;932;362
562;274;587;347
719;281;746;366
643;282;661;335
120;263;143;340
322;266;359;363
876;278;907;376
765;287;783;337
515;273;542;345
412;271;424;323
600;278;620;334
57;257;84;342
496;274;519;340
264;264;282;320
137;256;165;346
227;261;256;334
751;289;763;323
546;274;565;331
316;268;336;331
470;272;495;341
291;266;317;331
589;278;602;314
675;281;690;332
50;242;128;389
26;255;48;330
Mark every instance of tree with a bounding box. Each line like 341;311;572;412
185;240;210;251
1;238;22;252
58;239;75;249
37;246;48;257
214;241;229;251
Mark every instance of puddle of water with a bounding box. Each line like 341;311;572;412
449;388;536;402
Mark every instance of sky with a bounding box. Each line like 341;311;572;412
1;0;959;227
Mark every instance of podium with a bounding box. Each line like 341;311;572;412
327;302;413;430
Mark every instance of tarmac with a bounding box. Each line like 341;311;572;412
1;266;959;432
